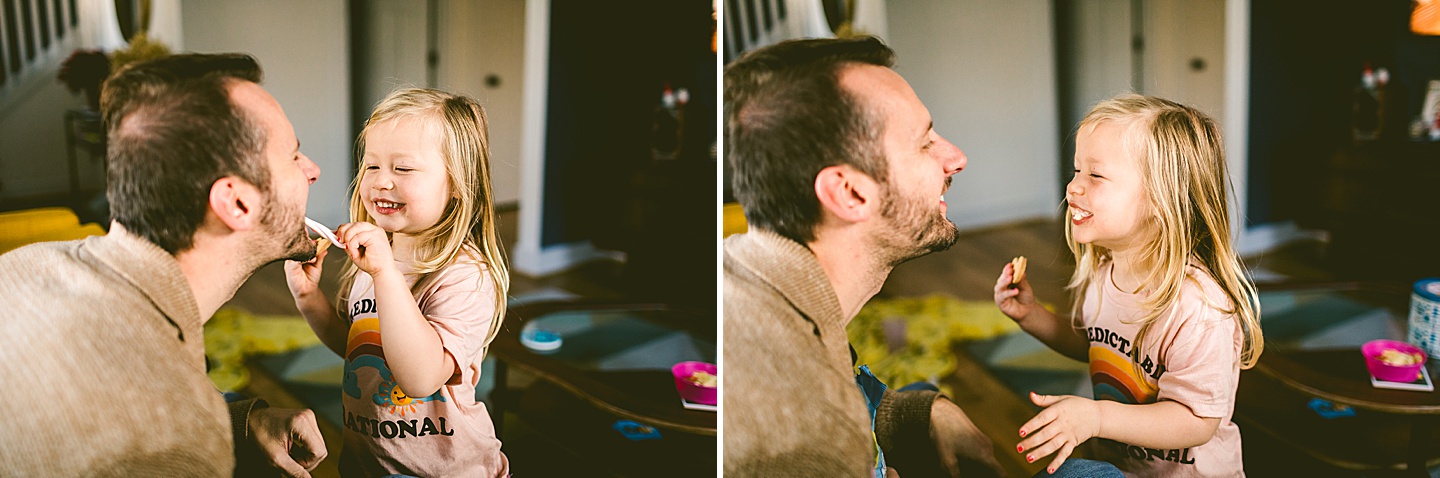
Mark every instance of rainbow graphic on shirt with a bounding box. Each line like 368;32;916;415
343;317;445;415
1089;346;1159;405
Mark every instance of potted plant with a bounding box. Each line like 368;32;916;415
56;49;110;112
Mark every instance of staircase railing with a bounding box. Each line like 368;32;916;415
0;0;81;113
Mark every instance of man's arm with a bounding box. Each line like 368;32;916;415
876;389;1005;477
229;399;327;477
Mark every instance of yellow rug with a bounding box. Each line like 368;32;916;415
204;308;323;392
847;294;1041;395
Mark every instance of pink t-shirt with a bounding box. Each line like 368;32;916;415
1083;260;1245;478
339;253;509;477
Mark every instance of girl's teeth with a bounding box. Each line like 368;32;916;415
377;201;401;209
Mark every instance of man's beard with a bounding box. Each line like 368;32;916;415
874;179;959;267
258;196;317;264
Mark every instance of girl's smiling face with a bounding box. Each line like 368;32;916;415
359;117;452;235
1067;121;1153;254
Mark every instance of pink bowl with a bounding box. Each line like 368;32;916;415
1363;339;1428;382
672;361;717;405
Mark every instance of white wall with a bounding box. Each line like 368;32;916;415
0;80;94;198
181;0;352;226
886;1;1062;231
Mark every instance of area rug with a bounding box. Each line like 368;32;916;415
203;308;323;392
848;294;1036;395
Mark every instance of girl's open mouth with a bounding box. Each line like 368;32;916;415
374;200;405;215
1070;205;1093;225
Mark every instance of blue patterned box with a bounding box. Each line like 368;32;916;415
1407;278;1440;357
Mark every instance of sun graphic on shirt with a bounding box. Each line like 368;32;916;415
375;379;420;416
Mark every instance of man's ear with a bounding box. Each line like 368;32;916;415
208;176;262;232
814;164;880;223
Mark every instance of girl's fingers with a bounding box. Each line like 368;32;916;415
997;264;1013;287
1019;407;1056;441
1045;443;1075;475
1017;425;1058;462
1022;431;1067;464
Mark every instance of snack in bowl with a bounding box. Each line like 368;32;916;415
672;361;718;405
1362;339;1428;382
1379;349;1424;367
688;370;717;388
1010;256;1027;285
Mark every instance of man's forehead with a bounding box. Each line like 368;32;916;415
227;80;296;147
837;63;906;100
838;63;929;131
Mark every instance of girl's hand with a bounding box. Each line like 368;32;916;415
1016;392;1102;475
336;222;395;276
994;261;1037;321
284;242;329;298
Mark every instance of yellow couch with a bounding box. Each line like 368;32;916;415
0;207;106;255
723;203;747;238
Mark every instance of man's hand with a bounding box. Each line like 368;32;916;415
931;398;1005;477
248;407;327;477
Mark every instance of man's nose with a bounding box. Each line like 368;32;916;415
301;154;321;185
937;137;966;175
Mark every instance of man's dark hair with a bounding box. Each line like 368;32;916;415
725;36;894;244
100;53;269;253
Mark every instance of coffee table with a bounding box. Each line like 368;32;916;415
1236;281;1440;476
487;300;717;437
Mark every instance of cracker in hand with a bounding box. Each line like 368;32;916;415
1010;256;1027;285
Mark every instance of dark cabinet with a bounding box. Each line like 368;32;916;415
1321;141;1440;280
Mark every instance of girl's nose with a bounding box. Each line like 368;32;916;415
1065;176;1083;197
372;173;394;190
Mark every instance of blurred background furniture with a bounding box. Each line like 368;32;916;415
1235;281;1440;477
486;299;716;477
0;207;105;254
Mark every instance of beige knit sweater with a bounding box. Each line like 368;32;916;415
0;229;262;476
724;229;940;477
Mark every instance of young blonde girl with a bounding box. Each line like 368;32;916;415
285;88;511;477
993;94;1262;477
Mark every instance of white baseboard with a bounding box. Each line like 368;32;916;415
1237;221;1329;257
511;240;626;277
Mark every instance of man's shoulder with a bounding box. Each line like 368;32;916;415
724;245;805;332
0;237;84;264
0;238;96;293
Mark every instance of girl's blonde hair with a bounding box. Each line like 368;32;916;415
1066;94;1262;369
341;87;510;349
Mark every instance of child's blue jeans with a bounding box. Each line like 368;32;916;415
1032;458;1124;477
